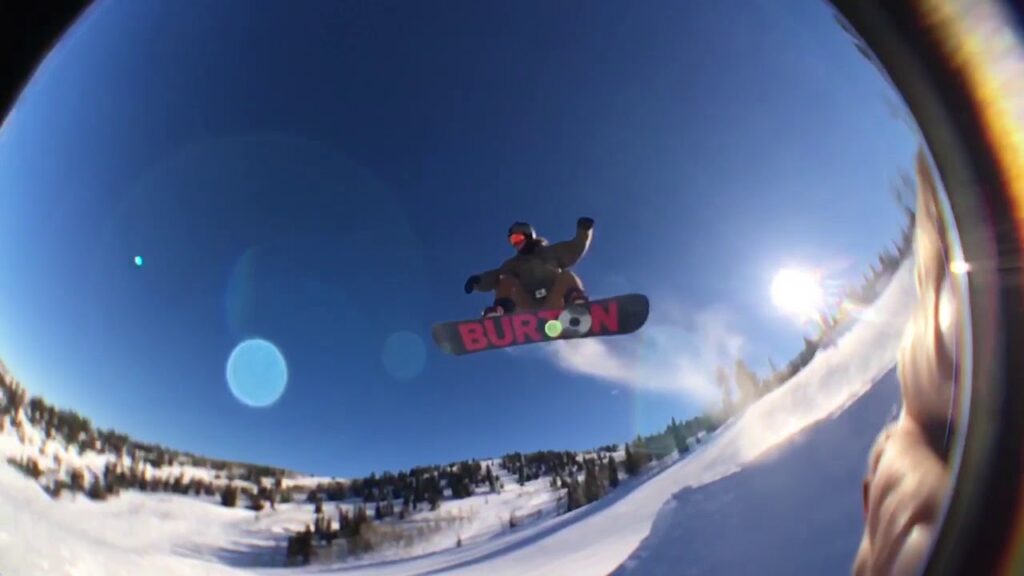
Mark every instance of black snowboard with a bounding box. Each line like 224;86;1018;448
432;293;650;356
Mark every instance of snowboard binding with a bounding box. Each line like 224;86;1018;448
482;298;517;318
563;287;589;307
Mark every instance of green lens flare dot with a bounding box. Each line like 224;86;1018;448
545;320;563;338
134;256;144;267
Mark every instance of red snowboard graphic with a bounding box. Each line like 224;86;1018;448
432;294;649;356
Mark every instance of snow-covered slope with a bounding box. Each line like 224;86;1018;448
0;406;335;499
614;367;902;575
0;462;252;576
0;259;916;576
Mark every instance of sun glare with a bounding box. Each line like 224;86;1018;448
950;259;970;275
771;267;825;321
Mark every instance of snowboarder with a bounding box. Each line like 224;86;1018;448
464;218;594;317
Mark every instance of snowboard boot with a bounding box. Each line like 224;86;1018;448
482;298;516;318
563;288;589;308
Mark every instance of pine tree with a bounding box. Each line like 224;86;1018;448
624;444;638;476
630;437;652;471
735;359;759;407
414;475;426;507
71;468;87;493
221;483;239;508
352;505;369;537
87;478;109;501
486;465;496;493
566;475;586;512
583;461;602;504
337;507;350;535
102;462;120;495
716;365;734;416
608;458;620;489
672;422;687;454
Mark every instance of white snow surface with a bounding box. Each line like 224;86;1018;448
0;259;916;576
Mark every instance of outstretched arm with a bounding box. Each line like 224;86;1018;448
465;268;501;294
548;217;594;269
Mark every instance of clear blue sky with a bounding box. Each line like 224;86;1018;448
0;0;918;477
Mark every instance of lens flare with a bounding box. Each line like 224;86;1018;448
381;331;427;380
226;338;288;408
950;260;970;275
771;267;825;321
545;320;563;338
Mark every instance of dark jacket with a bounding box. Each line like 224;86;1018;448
472;223;593;294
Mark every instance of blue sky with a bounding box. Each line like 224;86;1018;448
0;0;918;477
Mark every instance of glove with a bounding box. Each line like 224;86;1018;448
464;275;481;294
577;217;594;231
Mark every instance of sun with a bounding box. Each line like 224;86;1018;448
771;267;825;321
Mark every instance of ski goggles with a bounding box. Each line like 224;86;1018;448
508;233;527;246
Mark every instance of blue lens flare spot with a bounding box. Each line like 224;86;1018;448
226;338;288;408
381;331;426;381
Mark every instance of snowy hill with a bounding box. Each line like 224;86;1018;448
615;368;901;575
0;257;915;576
0;376;334;503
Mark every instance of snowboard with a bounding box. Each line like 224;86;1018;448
432;293;649;356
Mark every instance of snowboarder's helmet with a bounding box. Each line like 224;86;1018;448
508;222;535;249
